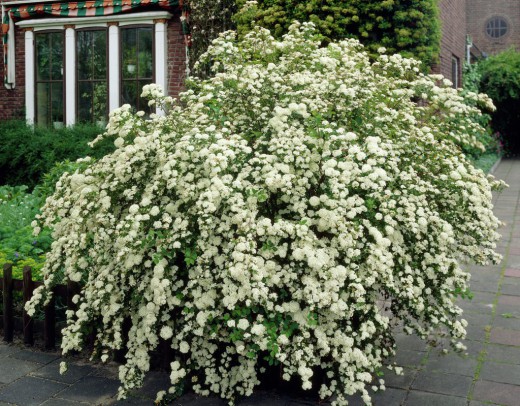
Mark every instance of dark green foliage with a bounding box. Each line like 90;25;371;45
0;185;51;280
233;0;441;71
0;121;115;188
478;48;520;155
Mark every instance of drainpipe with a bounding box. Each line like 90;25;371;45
466;35;472;65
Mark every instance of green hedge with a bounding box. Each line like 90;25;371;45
478;48;520;155
0;121;115;188
233;0;441;71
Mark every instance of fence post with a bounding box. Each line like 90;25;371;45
2;263;14;343
23;266;34;346
67;281;80;311
44;295;56;350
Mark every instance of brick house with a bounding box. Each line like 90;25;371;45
435;0;467;89
0;0;188;124
1;0;518;124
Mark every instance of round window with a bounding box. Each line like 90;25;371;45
486;17;508;39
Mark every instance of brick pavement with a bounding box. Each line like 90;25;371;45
1;158;519;405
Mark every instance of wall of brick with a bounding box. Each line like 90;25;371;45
0;27;26;120
433;0;467;87
466;0;520;56
166;17;187;99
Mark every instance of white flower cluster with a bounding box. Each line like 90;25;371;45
27;22;504;406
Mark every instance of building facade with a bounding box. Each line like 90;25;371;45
467;0;520;56
1;0;519;124
435;0;468;88
0;0;187;124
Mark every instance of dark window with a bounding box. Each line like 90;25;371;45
451;56;459;89
35;32;64;127
77;30;108;124
486;17;508;39
121;26;154;113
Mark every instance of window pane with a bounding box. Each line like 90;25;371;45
93;31;107;79
121;26;154;113
51;82;64;123
77;30;107;123
36;82;49;126
78;81;93;123
36;32;64;127
138;28;153;78
36;34;50;81
122;29;138;79
122;81;137;108
93;82;107;121
51;33;63;80
77;31;94;80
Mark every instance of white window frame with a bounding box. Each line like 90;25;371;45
17;11;171;126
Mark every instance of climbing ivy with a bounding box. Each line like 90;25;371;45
233;0;441;71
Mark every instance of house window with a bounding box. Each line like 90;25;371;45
77;30;108;124
451;56;459;89
35;32;64;127
486;17;508;39
17;11;171;126
121;27;154;114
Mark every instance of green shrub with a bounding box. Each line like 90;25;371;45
0;185;51;281
0;120;115;189
28;24;503;405
460;62;498;160
478;48;520;155
233;0;441;71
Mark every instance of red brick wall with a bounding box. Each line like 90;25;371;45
0;9;187;121
466;0;520;56
166;17;187;99
0;27;26;120
434;0;467;87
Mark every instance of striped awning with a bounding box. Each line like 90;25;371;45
2;0;190;88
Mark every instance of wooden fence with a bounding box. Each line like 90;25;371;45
0;262;80;349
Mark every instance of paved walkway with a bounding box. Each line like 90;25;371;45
1;158;520;406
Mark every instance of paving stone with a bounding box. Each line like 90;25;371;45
395;334;428;352
0;377;67;406
498;295;520;306
9;349;60;365
468;280;499;293
337;388;405;406
405;391;467;406
493;312;520;330
57;376;120;403
241;391;291;406
459;339;484;358
479;361;520;385
412;372;472;397
30;359;94;384
423;353;478;376
171;393;227;405
40;399;90;406
111;396;156;405
473;380;520;405
505;268;520;278
500;278;520;296
484;343;520;364
382;367;416;390
464;324;490;342
0;358;42;384
0;345;20;359
134;371;170;398
392;350;427;369
490;328;520;346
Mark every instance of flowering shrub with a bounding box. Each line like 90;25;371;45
27;23;504;405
